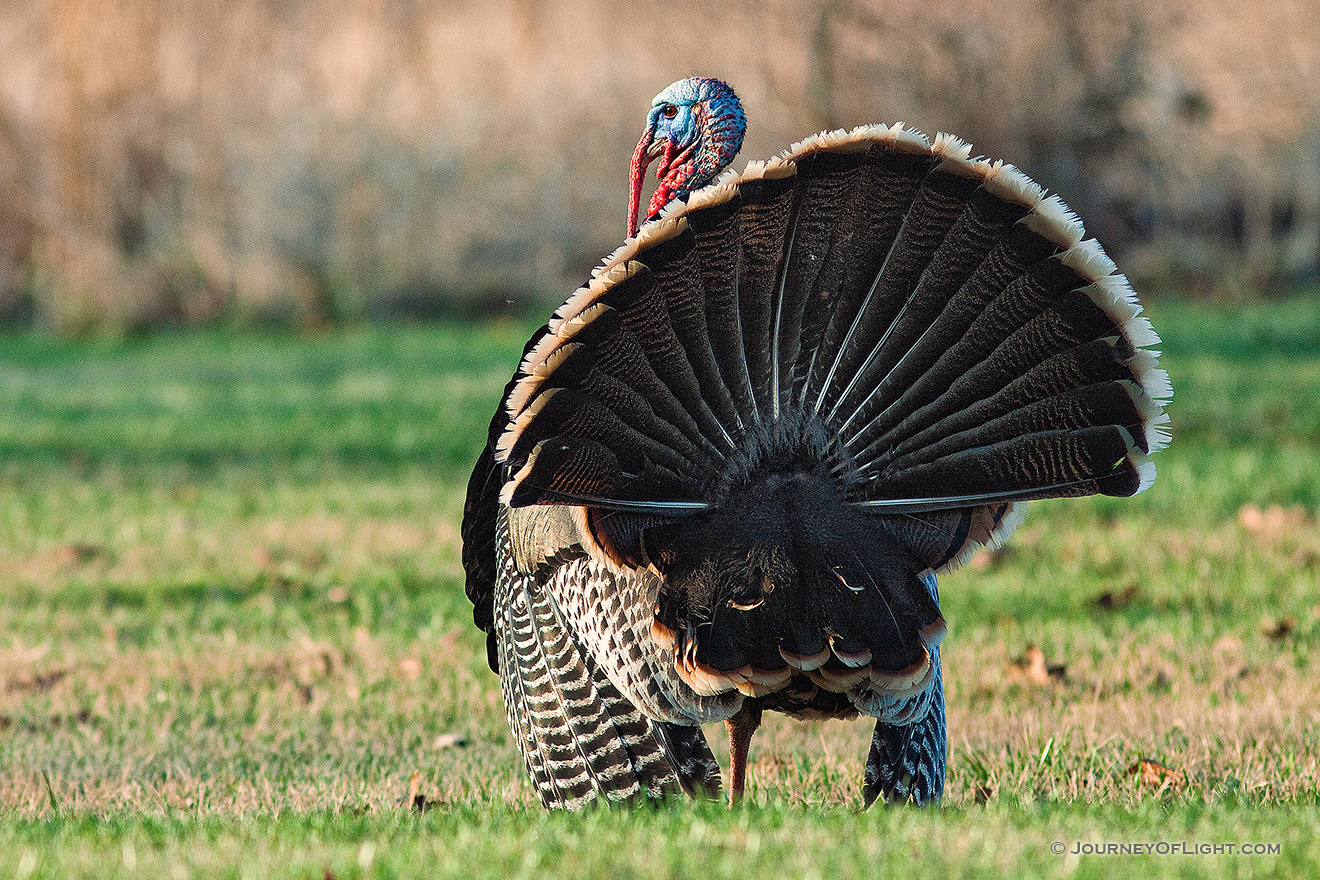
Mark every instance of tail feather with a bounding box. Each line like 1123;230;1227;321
883;382;1150;474
732;173;799;413
886;340;1147;462
803;139;939;413
644;230;741;448
819;165;984;426
879;425;1148;503
584;274;727;461
505;387;698;478
688;193;758;428
823;194;1040;438
526;341;713;467
612;239;734;453
510;305;712;469
850;284;1153;470
769;149;868;415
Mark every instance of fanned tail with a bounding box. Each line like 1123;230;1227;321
495;123;1168;569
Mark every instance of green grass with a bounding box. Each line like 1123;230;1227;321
1;299;1318;878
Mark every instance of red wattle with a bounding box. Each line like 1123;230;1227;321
647;142;697;222
630;137;699;237
628;132;653;239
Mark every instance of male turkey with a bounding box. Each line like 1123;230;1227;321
461;77;1170;808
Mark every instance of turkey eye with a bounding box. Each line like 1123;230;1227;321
661;104;678;119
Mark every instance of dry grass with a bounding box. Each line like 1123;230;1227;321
0;301;1317;876
1;0;1319;332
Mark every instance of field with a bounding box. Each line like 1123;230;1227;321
1;297;1318;878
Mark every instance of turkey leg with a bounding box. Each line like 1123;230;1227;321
725;701;762;805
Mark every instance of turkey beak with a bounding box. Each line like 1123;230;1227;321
629;123;664;238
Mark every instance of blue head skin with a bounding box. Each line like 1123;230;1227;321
628;77;746;237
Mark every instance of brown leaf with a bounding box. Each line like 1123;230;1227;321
1096;584;1140;610
403;770;420;805
1261;616;1297;641
1128;758;1183;788
1009;645;1066;686
52;543;104;566
1238;504;1264;532
400;770;437;812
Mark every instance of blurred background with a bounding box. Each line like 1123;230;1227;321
1;0;1317;335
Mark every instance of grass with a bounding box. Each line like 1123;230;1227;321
0;298;1318;877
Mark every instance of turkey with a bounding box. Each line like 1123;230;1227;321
461;76;1171;808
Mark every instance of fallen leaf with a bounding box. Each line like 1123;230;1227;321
1261;616;1297;641
6;669;68;694
52;543;104;566
1128;758;1182;788
1293;549;1320;568
1238;504;1264;532
1096;584;1140;609
1009;645;1066;686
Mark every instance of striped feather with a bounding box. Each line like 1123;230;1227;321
494;513;721;806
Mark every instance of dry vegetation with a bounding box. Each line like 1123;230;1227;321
1;0;1318;333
